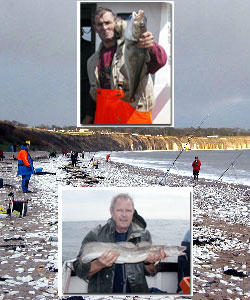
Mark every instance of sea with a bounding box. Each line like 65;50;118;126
95;149;250;186
62;219;189;263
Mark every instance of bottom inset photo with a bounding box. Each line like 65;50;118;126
58;187;193;296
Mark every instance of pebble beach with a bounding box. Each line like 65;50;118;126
0;152;249;300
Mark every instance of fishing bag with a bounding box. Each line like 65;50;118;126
9;200;28;217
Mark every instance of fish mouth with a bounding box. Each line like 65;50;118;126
132;11;137;19
133;10;144;18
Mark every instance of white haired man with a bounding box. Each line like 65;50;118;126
73;193;165;293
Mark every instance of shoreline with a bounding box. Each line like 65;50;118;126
108;160;250;190
0;153;250;299
99;149;250;187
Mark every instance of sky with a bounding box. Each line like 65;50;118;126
60;187;191;221
0;0;250;129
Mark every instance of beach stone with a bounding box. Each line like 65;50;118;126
16;268;25;273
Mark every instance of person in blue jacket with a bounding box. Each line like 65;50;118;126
17;143;34;193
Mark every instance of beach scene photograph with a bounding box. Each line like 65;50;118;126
0;0;250;300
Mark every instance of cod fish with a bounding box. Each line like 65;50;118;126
121;10;148;102
80;241;186;264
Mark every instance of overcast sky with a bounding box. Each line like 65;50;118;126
0;0;250;129
60;187;191;221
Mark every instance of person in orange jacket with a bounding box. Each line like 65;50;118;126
192;156;201;181
17;143;34;193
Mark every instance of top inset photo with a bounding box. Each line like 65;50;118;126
77;1;173;126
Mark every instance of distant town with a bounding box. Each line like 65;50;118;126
2;120;250;137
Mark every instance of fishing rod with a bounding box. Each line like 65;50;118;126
216;151;243;182
159;114;210;185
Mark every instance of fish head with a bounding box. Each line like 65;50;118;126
125;10;147;42
162;245;187;257
132;10;147;40
166;245;187;256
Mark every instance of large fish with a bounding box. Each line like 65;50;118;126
80;241;186;264
121;10;148;102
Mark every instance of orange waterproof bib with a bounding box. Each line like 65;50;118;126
94;89;152;125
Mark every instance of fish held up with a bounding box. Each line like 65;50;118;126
121;10;149;103
80;241;186;264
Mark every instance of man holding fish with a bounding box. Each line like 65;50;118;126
86;7;167;124
73;193;167;293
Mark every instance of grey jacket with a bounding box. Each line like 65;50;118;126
73;218;152;293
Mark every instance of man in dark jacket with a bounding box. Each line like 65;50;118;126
71;151;78;167
177;229;190;293
17;143;34;193
73;193;165;293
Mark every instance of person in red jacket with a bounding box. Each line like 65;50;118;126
192;156;201;181
106;153;110;162
0;149;4;161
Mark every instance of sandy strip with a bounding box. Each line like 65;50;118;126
0;152;249;300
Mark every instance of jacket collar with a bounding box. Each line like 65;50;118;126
108;218;145;240
97;38;124;53
20;145;28;151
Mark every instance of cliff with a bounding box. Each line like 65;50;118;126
0;122;250;152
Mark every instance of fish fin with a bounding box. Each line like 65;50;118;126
116;242;137;249
137;241;151;248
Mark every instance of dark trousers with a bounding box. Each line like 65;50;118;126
21;174;31;192
71;159;77;167
193;170;199;180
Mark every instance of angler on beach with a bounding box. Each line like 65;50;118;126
17;142;34;193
